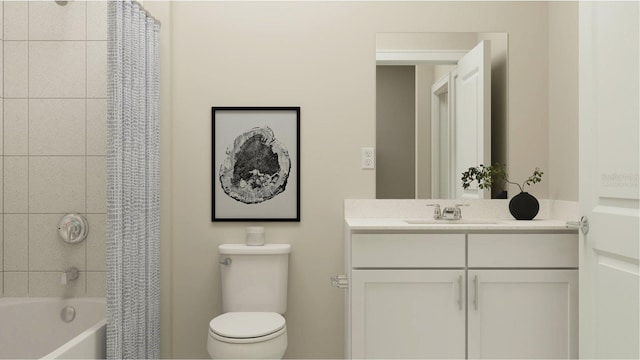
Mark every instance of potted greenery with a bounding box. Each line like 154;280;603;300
461;163;544;220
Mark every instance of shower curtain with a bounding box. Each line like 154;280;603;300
106;1;160;358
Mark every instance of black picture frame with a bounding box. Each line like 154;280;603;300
212;107;300;222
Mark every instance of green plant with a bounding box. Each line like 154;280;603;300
461;163;543;193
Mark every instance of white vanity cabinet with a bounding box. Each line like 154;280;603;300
466;233;578;359
351;269;466;359
346;230;578;359
350;233;466;359
467;269;578;359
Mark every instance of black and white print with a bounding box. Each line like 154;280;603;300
212;107;300;221
219;126;291;204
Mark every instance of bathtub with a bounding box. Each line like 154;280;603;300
0;297;106;359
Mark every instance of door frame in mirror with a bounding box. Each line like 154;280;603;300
431;72;454;199
376;50;466;65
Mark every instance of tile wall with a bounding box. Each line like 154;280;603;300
2;0;107;297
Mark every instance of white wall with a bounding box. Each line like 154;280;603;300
1;1;107;298
147;1;579;358
377;32;478;51
548;2;579;201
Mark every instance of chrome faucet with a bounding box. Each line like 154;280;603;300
442;206;457;220
61;267;79;285
427;203;469;220
442;204;470;220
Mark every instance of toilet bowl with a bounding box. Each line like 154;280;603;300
209;244;291;359
207;312;287;359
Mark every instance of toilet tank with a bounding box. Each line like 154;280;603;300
219;244;290;314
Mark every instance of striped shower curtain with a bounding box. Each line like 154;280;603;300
106;1;160;358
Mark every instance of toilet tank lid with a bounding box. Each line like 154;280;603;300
219;244;291;255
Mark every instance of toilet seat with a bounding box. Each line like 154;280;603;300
209;312;286;344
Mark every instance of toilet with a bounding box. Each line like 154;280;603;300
207;244;291;359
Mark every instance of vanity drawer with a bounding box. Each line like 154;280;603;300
468;233;578;268
351;233;465;268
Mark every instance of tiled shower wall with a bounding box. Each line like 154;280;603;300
1;0;107;297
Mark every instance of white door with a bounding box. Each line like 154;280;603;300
467;270;578;359
579;2;640;359
455;40;491;199
351;269;465;359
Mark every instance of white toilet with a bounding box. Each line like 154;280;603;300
207;244;291;359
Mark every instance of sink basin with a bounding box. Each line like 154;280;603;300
403;218;500;225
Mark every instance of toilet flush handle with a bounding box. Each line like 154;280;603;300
220;258;232;266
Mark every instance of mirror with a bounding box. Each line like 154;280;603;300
375;32;508;200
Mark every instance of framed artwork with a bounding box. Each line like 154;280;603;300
212;107;300;221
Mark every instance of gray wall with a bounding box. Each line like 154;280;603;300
477;32;509;197
376;66;416;199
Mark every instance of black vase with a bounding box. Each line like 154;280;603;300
509;192;539;220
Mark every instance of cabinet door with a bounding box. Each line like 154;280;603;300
351;269;465;359
467;270;578;359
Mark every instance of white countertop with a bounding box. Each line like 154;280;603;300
344;199;580;232
345;217;576;231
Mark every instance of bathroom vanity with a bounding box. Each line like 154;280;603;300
342;200;579;359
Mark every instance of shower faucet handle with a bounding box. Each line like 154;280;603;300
58;213;89;244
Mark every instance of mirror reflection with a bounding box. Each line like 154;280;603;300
375;32;508;200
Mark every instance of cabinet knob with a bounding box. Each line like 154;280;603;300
473;275;479;310
457;275;463;310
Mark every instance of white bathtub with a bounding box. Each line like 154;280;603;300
0;297;106;359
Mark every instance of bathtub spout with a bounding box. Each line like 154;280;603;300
61;267;80;285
